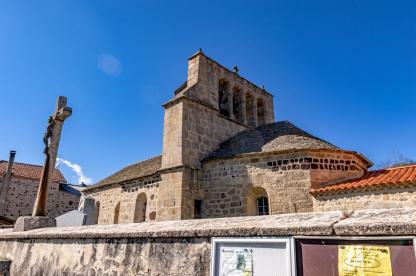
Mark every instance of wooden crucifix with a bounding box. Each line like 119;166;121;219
32;96;72;217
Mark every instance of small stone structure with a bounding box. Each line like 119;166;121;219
81;50;416;225
0;208;415;275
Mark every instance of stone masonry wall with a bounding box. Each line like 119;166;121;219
161;101;183;169
0;237;211;276
201;150;367;218
308;151;367;189
186;53;275;125
0;209;415;275
313;185;416;212
0;177;79;220
85;175;160;224
181;99;247;169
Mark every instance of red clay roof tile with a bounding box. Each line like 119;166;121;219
312;164;416;195
0;161;66;183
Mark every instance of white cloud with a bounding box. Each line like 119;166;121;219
56;158;92;185
97;53;123;76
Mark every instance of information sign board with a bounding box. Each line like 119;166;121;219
211;237;295;276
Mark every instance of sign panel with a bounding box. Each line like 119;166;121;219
211;238;295;276
338;245;392;276
221;248;253;276
295;238;416;276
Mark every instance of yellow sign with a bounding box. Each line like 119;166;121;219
338;245;392;276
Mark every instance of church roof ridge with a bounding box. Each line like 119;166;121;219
205;120;343;161
83;155;162;191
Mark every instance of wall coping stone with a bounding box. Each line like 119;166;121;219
334;208;416;236
0;209;415;240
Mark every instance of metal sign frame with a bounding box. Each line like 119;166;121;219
211;237;296;276
294;236;416;276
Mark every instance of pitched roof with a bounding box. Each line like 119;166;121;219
312;164;416;195
84;155;162;191
0;161;66;183
206;121;338;160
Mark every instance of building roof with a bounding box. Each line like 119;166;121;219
0;161;66;183
312;164;416;195
206;121;338;160
59;183;82;196
84;155;162;191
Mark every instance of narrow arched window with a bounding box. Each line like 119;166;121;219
257;98;265;126
256;196;269;215
218;79;230;116
134;193;147;223
246;187;270;216
114;202;120;224
245;93;255;127
232;87;243;123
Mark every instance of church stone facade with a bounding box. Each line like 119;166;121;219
82;51;416;224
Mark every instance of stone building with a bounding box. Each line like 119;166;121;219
82;50;416;224
0;151;81;220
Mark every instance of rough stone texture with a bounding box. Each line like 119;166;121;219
202;150;366;218
84;175;160;225
0;176;79;220
0;237;210;276
0;259;11;275
0;209;415;275
179;51;275;125
13;216;56;232
334;208;416;235
1;211;344;239
313;185;416;212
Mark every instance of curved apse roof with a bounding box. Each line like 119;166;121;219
206;121;338;160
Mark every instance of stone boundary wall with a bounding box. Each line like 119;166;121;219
0;209;415;275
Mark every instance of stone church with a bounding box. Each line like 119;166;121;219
82;50;416;224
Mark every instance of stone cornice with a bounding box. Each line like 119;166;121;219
1;208;416;239
203;148;371;169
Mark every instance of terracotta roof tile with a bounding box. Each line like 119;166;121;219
312;164;416;195
0;161;66;183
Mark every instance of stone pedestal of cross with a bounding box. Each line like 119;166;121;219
13;96;72;232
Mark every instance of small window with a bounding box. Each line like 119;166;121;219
194;199;202;219
256;196;269;216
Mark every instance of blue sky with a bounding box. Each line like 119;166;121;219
0;1;415;184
